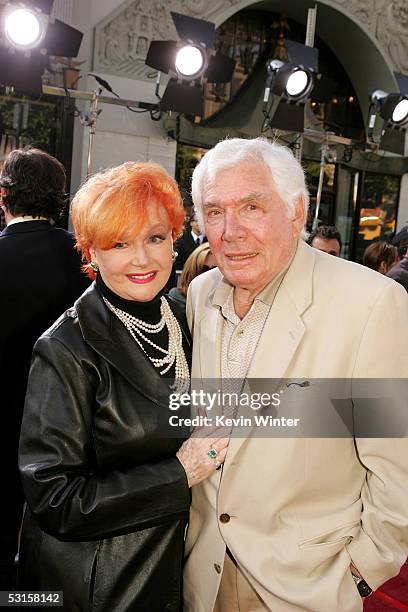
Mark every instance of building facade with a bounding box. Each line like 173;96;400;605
3;0;408;255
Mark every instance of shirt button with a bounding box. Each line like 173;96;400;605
237;330;244;335
219;513;230;523
214;563;221;574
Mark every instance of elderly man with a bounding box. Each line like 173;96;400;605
183;138;408;612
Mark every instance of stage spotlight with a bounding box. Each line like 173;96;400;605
370;90;408;128
368;73;408;154
0;0;83;94
392;98;408;124
286;69;309;97
3;6;47;50
267;60;314;102
263;40;319;132
174;44;207;79
146;11;235;116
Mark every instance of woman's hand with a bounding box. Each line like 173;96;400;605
176;431;230;487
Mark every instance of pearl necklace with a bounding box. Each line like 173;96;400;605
103;296;190;394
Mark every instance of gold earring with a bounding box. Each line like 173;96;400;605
90;261;99;272
172;250;178;262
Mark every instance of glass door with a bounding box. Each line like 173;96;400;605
353;171;400;263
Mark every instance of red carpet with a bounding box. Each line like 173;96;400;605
364;562;408;611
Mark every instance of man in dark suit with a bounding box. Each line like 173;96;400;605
0;147;89;588
168;214;207;289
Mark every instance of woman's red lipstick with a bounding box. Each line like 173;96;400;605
126;271;158;284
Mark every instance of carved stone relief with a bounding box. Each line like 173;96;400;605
375;0;408;73
95;1;179;80
93;0;408;81
338;0;375;27
93;0;257;81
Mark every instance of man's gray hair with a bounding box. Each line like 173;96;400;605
191;137;309;231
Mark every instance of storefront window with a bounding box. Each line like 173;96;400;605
176;143;208;212
0;92;74;229
354;172;400;263
334;166;359;260
0;96;56;154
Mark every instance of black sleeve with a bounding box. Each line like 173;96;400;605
174;236;188;271
19;335;190;542
61;232;91;298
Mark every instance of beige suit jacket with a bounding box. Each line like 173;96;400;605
183;239;408;612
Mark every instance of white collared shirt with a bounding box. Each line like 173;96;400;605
213;248;296;415
191;231;204;245
7;216;48;227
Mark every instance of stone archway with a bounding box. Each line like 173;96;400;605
94;0;403;119
205;0;400;119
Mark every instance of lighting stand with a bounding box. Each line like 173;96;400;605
77;87;103;177
312;144;327;231
294;5;317;164
42;84;158;177
304;129;377;229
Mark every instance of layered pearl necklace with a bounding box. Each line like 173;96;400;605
103;296;190;394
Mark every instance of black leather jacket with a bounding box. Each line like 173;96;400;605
18;284;191;612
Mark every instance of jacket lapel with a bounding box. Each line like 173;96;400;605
224;240;315;468
247;287;306;379
75;284;177;409
190;274;230;380
197;308;222;379
249;239;315;380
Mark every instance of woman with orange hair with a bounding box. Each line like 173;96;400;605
18;162;229;611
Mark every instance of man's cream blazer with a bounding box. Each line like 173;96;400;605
183;239;408;612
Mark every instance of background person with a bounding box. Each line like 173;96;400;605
362;241;398;274
183;137;408;612
176;213;207;266
0;147;89;589
307;224;342;256
391;225;408;259
387;242;408;292
168;242;217;309
387;227;408;293
18;162;229;611
168;214;208;289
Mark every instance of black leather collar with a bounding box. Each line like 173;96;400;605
75;284;190;409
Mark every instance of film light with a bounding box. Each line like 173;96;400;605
174;44;207;80
146;11;235;116
0;0;83;94
367;73;408;154
3;6;47;50
263;39;319;132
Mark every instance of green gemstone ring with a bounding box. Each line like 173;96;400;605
207;448;218;460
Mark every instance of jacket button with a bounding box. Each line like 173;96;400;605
219;513;230;523
214;563;221;574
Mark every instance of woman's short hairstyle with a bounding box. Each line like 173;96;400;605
191;137;309;231
0;147;66;219
363;241;398;272
71;161;185;278
179;242;212;297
